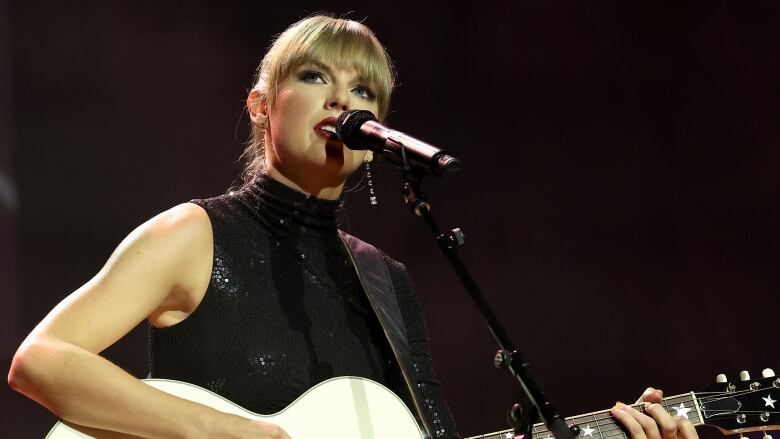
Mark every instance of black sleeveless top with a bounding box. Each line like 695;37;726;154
148;174;459;438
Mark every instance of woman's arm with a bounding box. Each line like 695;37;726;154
8;203;288;439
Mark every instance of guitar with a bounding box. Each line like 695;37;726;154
47;369;780;439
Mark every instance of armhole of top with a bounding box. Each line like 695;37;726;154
147;201;216;330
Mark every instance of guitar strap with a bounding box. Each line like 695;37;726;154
339;230;434;439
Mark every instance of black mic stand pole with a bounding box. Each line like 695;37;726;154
400;170;578;439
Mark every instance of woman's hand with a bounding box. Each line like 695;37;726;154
62;417;294;439
238;419;293;439
610;388;698;439
210;413;293;439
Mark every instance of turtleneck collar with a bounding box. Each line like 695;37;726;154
241;173;341;232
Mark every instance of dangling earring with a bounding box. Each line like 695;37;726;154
259;119;267;173
366;161;378;206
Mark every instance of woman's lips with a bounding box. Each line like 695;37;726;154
313;117;341;143
314;127;338;140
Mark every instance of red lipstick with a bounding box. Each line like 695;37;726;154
313;117;341;142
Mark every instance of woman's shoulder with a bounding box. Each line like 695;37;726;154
338;230;410;279
189;189;258;228
136;202;213;251
189;188;239;206
378;249;409;279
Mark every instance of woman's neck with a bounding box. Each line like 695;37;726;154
265;167;345;200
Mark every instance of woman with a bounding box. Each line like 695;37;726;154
9;14;698;439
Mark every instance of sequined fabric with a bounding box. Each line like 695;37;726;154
148;174;459;438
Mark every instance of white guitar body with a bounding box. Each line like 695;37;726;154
46;368;780;439
46;376;426;439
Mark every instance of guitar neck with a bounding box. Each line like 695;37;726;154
468;392;702;439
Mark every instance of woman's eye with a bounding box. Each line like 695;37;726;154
299;70;326;84
353;86;376;100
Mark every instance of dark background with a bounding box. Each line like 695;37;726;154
2;0;779;437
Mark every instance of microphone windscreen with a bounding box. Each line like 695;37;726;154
336;110;377;149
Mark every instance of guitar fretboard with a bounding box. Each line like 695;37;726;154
468;393;701;439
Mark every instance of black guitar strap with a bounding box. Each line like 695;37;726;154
338;230;434;439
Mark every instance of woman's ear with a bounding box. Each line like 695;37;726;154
364;151;374;163
247;91;268;126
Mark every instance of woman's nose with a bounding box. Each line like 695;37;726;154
326;89;349;111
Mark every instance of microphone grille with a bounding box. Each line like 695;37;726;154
336;110;377;145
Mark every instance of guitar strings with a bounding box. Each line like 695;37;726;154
470;388;776;439
529;395;706;437
694;387;776;404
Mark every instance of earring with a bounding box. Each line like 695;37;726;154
366;161;378;206
258;119;267;173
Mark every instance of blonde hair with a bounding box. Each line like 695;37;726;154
242;14;395;183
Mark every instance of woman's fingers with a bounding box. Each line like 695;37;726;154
644;403;678;439
636;387;664;404
612;400;700;439
611;403;657;439
675;417;698;439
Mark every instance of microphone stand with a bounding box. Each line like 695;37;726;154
399;169;578;439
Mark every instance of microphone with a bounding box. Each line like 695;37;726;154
336;110;462;177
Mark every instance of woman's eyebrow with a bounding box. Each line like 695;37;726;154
304;60;334;76
354;72;371;84
306;60;371;84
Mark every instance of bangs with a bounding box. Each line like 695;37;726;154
262;16;394;120
297;28;391;93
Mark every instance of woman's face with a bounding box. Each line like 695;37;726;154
263;60;379;193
